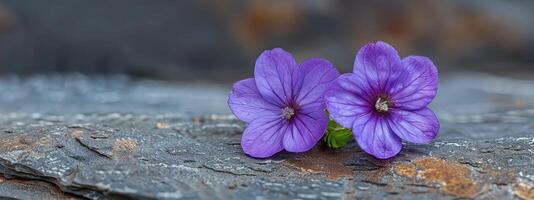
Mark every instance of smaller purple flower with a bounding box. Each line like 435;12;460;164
324;41;440;159
228;48;339;158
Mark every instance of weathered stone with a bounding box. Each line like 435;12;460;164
0;73;533;199
0;176;81;200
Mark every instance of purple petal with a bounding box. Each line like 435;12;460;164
254;48;301;106
241;116;286;158
283;106;328;152
390;56;438;110
353;115;402;159
353;41;403;94
324;73;373;129
388;107;439;144
228;78;281;123
294;58;339;107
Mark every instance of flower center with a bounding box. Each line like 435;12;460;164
281;107;295;120
374;97;390;113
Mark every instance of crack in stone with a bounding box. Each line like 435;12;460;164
74;138;112;160
201;164;256;177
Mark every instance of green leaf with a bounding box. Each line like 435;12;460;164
323;119;353;149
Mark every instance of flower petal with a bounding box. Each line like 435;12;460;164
353;41;403;93
324;73;373;129
390;56;438;110
294;58;339;107
388;107;439;144
353;115;402;159
283;107;328;152
241;116;287;158
254;48;301;106
228;78;281;123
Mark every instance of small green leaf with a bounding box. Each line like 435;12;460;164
323;119;353;149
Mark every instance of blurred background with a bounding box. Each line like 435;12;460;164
0;0;533;82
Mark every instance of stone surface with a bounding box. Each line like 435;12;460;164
0;176;81;200
0;73;533;199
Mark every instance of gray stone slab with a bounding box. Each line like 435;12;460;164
0;73;533;199
0;176;81;200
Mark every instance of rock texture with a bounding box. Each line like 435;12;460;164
0;73;533;199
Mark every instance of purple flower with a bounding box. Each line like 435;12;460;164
324;41;439;159
228;48;339;158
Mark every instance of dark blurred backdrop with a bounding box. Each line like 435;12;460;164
0;0;533;82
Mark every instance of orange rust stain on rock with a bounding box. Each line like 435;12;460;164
393;162;416;178
33;137;51;147
0;135;50;151
155;122;171;129
68;129;84;138
514;179;534;200
112;138;138;159
0;137;31;151
394;157;480;198
486;169;517;185
0;136;50;159
113;138;138;152
285;147;353;180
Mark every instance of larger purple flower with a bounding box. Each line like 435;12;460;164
324;41;439;159
228;48;339;158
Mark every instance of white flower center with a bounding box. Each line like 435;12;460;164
281;107;295;120
375;98;389;112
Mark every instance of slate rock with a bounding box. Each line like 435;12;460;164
0;73;532;199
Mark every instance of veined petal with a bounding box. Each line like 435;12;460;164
353;41;403;93
254;48;301;106
324;73;373;129
282;107;328;152
353;115;402;159
241;116;286;158
228;78;281;123
388;107;439;144
389;56;438;110
295;58;339;107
